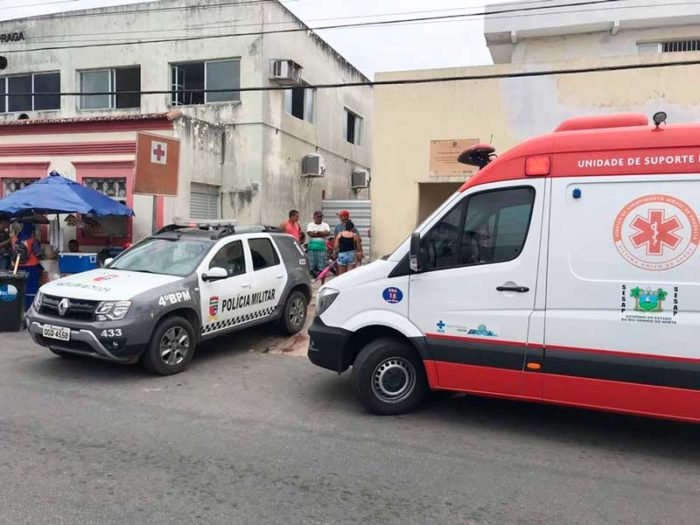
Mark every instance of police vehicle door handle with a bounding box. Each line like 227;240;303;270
497;285;529;293
241;283;252;289
275;273;284;279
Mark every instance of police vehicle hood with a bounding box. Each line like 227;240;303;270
41;269;182;301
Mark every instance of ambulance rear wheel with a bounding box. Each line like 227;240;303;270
351;338;428;415
280;290;308;335
141;316;195;375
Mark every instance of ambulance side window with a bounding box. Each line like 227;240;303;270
209;240;246;277
422;186;535;271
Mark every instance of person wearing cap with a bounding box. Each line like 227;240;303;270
306;211;330;279
334;210;356;236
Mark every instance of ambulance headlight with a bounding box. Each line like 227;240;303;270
316;288;339;316
96;300;131;321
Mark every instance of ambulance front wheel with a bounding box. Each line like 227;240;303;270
351;338;428;415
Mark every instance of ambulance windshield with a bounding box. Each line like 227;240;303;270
109;238;211;277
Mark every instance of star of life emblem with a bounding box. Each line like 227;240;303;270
613;194;699;271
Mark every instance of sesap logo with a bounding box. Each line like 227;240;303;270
0;284;18;302
613;194;700;271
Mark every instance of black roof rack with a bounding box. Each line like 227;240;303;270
153;221;281;240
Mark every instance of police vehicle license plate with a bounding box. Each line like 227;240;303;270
42;325;71;341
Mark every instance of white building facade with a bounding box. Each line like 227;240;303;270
0;0;372;245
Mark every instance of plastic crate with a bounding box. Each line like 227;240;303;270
58;253;99;273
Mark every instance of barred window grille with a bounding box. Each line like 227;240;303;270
82;177;127;201
662;40;700;53
3;178;38;195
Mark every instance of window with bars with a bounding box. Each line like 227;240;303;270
81;177;129;240
638;40;700;54
83;177;127;201
663;40;700;53
2;178;39;195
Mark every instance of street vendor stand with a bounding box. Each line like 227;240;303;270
0;171;134;311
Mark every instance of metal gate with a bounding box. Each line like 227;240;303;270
190;183;221;220
322;199;371;258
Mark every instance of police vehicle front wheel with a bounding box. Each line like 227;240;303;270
141;316;195;375
280;290;308;335
351;338;428;415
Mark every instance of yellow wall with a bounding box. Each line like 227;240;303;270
371;53;700;257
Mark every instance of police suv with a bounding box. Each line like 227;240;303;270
27;220;311;375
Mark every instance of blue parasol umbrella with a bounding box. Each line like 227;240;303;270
0;171;134;218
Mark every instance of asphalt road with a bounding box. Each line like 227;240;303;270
1;329;699;525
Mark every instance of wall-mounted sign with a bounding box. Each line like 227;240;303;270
429;138;479;177
0;32;25;44
134;132;180;196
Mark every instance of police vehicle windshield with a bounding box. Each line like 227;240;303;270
109;238;211;277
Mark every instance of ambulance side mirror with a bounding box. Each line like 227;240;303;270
202;267;228;282
409;232;422;273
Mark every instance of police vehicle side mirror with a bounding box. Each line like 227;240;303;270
409;232;422;273
202;267;228;282
104;258;114;266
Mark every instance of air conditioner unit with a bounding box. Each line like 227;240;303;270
351;169;370;189
301;154;325;177
270;59;303;85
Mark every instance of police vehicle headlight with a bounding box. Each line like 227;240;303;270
316;287;339;316
96;301;131;321
33;290;43;309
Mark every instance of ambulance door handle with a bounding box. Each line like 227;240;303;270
497;285;529;293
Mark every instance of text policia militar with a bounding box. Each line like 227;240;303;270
221;288;276;313
578;154;700;168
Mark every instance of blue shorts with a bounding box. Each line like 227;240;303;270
338;251;356;266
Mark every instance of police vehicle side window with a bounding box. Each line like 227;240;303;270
248;238;280;271
209;240;246;277
422;186;535;271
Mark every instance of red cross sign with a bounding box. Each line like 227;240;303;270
151;141;168;165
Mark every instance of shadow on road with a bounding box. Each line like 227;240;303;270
308;373;700;463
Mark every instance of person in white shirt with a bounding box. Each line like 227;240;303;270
306;211;330;279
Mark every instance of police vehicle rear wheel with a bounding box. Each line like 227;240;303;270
280;290;308;335
351;338;428;415
141;316;195;375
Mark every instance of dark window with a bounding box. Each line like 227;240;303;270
171;60;240;106
209;240;246;277
115;67;140;109
80;67;140;110
248;238;280;271
345;109;362;144
422;187;535;271
33;72;60;111
284;85;314;122
8;75;32;112
0;80;5;113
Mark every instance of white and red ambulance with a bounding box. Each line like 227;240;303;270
308;112;700;423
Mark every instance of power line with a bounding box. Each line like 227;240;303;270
3;0;77;9
21;0;693;46
1;0;630;53
4;58;700;96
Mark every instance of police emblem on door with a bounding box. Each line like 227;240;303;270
613;194;699;270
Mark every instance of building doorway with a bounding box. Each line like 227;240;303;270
418;182;463;224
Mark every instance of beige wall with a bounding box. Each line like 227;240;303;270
371;52;700;258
